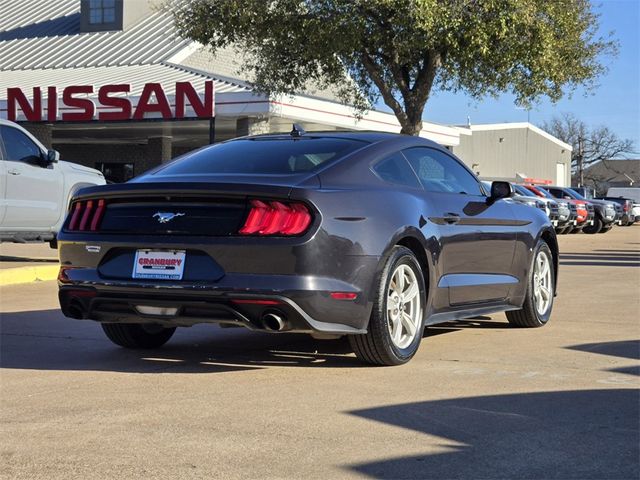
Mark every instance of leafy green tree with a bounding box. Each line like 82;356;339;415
170;0;616;135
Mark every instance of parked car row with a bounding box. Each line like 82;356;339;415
513;183;638;235
573;186;640;227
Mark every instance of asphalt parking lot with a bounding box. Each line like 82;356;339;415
1;227;639;480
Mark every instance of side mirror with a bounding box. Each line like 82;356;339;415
46;149;60;164
489;181;513;201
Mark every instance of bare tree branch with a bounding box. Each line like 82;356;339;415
541;113;636;172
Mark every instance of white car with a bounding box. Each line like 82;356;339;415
0;119;106;245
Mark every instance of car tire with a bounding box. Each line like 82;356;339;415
349;246;426;366
583;215;603;234
506;240;554;328
101;323;176;349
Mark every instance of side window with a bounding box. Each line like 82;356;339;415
0;126;42;162
372;152;422;189
545;188;562;198
403;147;482;195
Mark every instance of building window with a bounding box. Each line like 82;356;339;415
89;0;116;24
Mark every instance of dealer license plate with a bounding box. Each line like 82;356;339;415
133;250;186;280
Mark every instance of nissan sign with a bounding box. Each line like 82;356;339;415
2;81;214;122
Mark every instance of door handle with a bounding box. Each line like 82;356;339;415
8;169;21;175
443;213;460;224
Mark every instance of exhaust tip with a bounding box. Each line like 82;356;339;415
261;312;287;331
67;300;85;319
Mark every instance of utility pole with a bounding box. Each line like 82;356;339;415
577;136;584;187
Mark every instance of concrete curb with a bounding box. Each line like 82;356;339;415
0;265;59;286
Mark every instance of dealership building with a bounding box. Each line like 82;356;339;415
1;0;571;185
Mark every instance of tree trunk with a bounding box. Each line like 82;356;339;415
359;52;436;137
400;119;423;136
399;102;424;136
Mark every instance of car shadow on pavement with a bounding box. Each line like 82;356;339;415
593;248;640;254
559;250;640;267
566;340;640;378
566;340;640;360
346;389;639;479
561;252;640;261
608;365;640;376
424;317;510;338
1;309;509;373
0;309;362;372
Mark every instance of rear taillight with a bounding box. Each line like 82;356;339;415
330;292;358;300
66;199;106;232
239;199;312;236
623;202;630;212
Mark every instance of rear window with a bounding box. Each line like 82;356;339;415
154;138;368;176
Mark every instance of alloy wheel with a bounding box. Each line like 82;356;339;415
387;264;422;349
533;251;553;315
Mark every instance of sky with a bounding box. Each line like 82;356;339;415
410;0;640;149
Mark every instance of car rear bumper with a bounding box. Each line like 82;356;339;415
55;221;384;334
58;269;375;334
59;285;369;334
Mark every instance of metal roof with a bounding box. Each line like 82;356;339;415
0;63;250;100
0;0;79;38
0;1;460;145
0;0;191;71
585;160;640;183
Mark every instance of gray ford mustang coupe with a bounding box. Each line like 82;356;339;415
57;130;558;365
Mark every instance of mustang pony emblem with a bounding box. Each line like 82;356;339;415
153;212;185;224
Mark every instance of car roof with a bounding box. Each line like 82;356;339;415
238;130;433;145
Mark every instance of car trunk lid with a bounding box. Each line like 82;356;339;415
65;178;318;236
